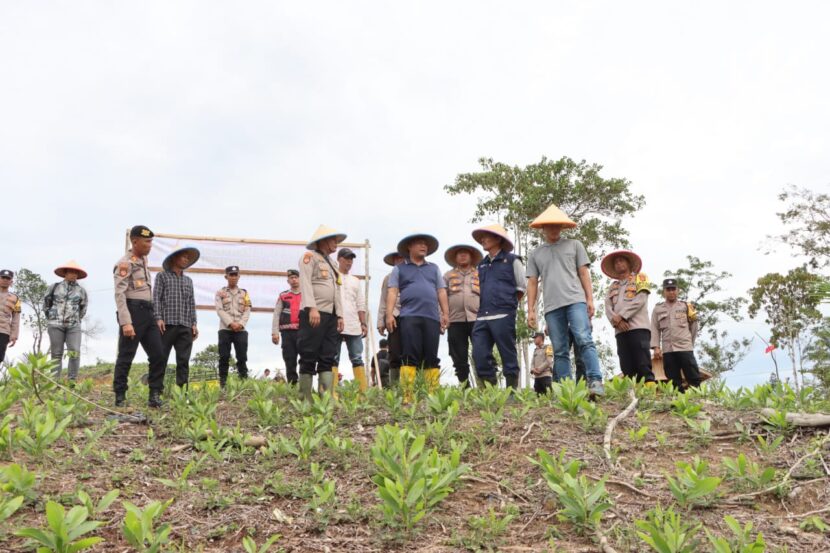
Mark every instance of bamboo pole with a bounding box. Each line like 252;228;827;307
153;231;366;249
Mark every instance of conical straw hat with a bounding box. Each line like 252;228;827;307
444;244;484;266
306;225;347;250
397;233;439;257
529;204;577;229
471;224;515;252
163;247;201;271
600;250;642;278
383;251;404;267
54;260;88;280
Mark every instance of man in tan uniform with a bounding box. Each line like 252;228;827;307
651;278;703;390
0;269;21;365
377;251;403;386
602;250;655;383
215;265;252;387
113;225;167;408
443;244;482;386
297;225;345;400
530;332;553;395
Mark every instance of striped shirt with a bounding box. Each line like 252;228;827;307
153;270;197;326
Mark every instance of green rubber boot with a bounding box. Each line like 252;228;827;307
318;371;334;394
389;368;400;387
299;374;314;402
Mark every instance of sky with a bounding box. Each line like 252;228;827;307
1;1;828;388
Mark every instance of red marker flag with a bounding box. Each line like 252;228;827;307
764;344;776;354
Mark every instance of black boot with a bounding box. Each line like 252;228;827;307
505;374;519;390
480;376;498;388
114;393;126;408
147;390;163;408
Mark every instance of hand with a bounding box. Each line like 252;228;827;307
440;313;449;333
611;313;623;326
386;315;397;333
377;324;386;336
192;325;199;340
360;322;368;337
157;320;166;334
337;317;345;333
528;311;537;329
653;347;663;360
617;320;631;332
272;333;280;345
122;324;136;338
309;308;321;328
586;301;595;318
8;338;16;347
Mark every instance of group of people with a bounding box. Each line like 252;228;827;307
0;202;705;408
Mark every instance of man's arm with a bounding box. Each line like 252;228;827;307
377;276;388;332
240;292;252;327
152;273;164;321
526;276;539;328
215;291;234;327
298;254;318;310
114;263;132;327
650;308;662;355
437;287;449;331
385;286;399;331
79;287;88;320
513;258;526;301
577;265;595;318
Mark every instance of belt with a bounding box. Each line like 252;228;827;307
126;299;153;309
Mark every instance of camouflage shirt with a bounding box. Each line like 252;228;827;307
44;281;88;327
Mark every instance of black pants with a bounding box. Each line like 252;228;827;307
218;329;248;382
161;325;193;387
534;376;552;395
387;318;401;370
615;328;655;382
663;351;703;390
399;316;440;368
280;329;300;384
0;332;9;364
447;321;474;383
298;309;339;375
114;300;166;395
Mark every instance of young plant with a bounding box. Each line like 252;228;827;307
121;499;174;553
683;417;712;446
15;500;103;553
799;516;829;534
721;453;776;492
1;463;38;503
247;398;283;427
529;449;582;490
461;506;517;552
0;494;24;523
761;409;793;434
242;534;282;553
628;426;649;442
754;434;784;458
665;457;722;509
705;515;766;553
308;479;336;515
670;395;702;419
156;455;207;494
635;504;702;553
579;402;607;433
547;473;612;534
76;489;120;519
15;408;72;457
551;378;591;416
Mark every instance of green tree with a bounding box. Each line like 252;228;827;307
803;319;830;391
192;344;233;372
748;267;823;389
771;186;830;269
13;268;49;354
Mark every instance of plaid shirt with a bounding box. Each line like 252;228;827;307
153;270;197;326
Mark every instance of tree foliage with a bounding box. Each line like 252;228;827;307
13;268;48;354
772;185;830;268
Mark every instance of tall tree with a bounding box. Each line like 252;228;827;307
748;266;823;389
803;319;830;391
771;185;830;269
13;268;49;354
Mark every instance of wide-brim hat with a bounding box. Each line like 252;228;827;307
444;244;484;266
383;251;404;267
163;247;201;271
471;224;515;252
306;225;347;250
530;204;577;229
54;260;88;280
600;249;643;278
397;233;439;257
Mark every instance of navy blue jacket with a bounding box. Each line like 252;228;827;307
477;250;519;316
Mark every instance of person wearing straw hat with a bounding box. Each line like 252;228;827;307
297;225;346;401
650;278;704;390
335;247;369;391
531;331;554;395
526;205;605;397
602;250;656;384
154;246;200;389
0;269;21;365
272;269;302;385
377;251;404;386
113;225;167;408
215;265;252;387
471;224;526;389
443;244;483;387
44;261;89;382
385;233;449;401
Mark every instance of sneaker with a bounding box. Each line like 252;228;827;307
147;391;163;409
588;379;605;398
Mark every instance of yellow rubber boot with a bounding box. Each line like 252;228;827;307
425;368;440;394
400;365;416;404
353;365;368;392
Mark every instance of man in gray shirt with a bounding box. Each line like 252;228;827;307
526;204;605;397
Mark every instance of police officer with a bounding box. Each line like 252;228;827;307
0;269;21;364
651;278;703;390
443;244;483;386
530;331;554;395
215;266;252;387
377;252;403;386
297;225;345;401
113;225;167;408
272;269;302;385
602;250;655;383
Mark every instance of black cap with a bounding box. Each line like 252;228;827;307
662;278;678;289
225;265;240;275
0;269;13;279
337;248;356;259
287;269;299;277
129;225;154;238
533;331;545;339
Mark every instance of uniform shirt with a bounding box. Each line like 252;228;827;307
113;249;153;326
44;281;88;327
339;273;366;336
0;290;21;340
604;274;650;335
378;273;401;324
298;250;343;315
215;286;252;330
153;270;197;327
388;259;446;321
650;300;699;352
526;239;591;314
531;344;553;378
272;289;301;333
443;268;480;323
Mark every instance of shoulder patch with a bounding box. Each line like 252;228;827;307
303;252;312;264
130;255;138;262
635;273;651;293
545;345;553;356
117;262;129;277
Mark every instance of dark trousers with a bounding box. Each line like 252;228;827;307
472;314;519;379
218;329;248;382
399;316;440;368
387;318;401;370
447;321;474;383
161;325;193;387
615;328;655;382
663;351;703;390
280;329;300;384
114;300;166;395
534;376;553;395
298;309;339;375
0;332;9;364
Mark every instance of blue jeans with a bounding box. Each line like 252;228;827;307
472;314;519;378
335;334;365;367
544;303;602;382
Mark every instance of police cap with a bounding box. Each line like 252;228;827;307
129;225;154;239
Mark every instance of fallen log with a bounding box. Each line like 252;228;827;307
760;408;830;427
